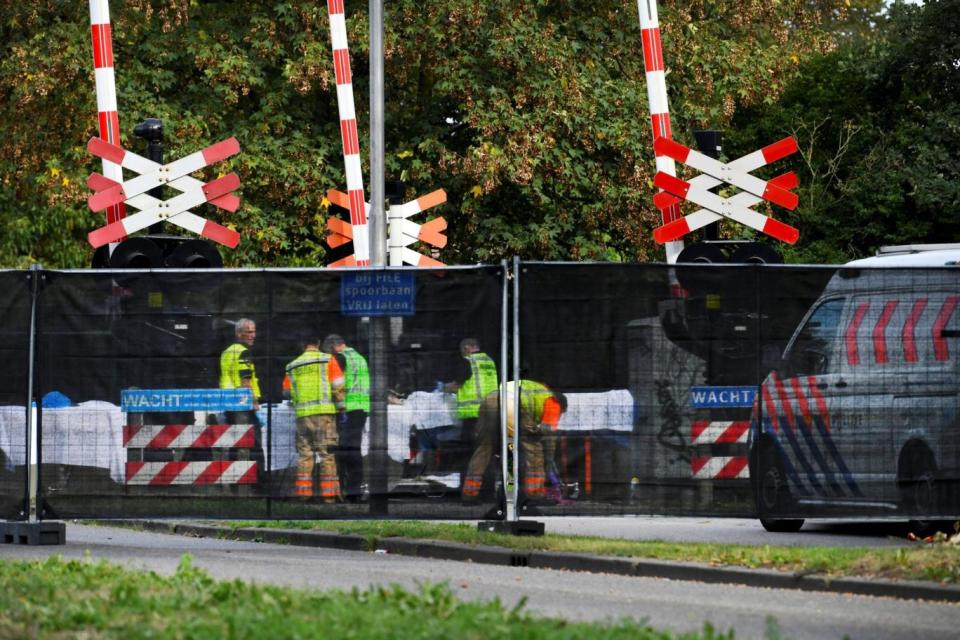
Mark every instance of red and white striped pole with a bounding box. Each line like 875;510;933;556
636;0;683;263
327;0;370;266
89;0;126;231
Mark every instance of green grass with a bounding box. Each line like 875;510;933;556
0;554;736;639
225;520;960;584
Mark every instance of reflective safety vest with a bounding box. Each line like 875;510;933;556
457;352;498;419
342;347;370;412
519;380;553;422
503;380;554;437
285;351;337;418
220;343;261;401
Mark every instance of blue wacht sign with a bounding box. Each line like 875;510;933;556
120;388;253;412
341;271;416;316
690;386;757;409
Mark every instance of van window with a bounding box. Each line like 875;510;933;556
786;298;845;376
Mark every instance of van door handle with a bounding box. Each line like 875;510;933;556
815;382;828;390
834;380;848;388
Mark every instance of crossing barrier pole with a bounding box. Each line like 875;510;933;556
89;0;126;230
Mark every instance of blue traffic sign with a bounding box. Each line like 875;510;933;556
341;271;416;316
121;388;253;412
690;386;757;409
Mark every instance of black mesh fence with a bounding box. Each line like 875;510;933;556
754;265;960;524
517;262;960;523
3;261;958;523
33;266;505;520
0;271;31;519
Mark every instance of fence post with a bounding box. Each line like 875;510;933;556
1;265;65;545
25;265;39;524
499;261;510;517
511;257;522;520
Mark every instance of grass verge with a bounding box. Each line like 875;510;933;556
0;554;735;639
224;520;960;584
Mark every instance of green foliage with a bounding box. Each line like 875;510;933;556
0;554;735;639
0;0;887;267
730;0;960;263
231;518;960;583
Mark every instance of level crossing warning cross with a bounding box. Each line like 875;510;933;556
85;136;242;249
325;188;447;268
650;136;801;245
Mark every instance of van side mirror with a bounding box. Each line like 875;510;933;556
800;348;827;375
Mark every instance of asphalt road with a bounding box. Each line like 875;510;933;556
1;523;956;639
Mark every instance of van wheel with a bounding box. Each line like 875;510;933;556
899;445;953;535
756;447;804;533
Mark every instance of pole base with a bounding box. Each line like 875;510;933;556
1;521;66;545
477;520;545;536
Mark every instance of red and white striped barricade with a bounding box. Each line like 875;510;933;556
89;0;126;230
121;388;257;486
85;137;242;248
689;420;750;480
651;136;801;245
326;189;448;267
326;0;370;266
123;422;258;486
636;0;684;263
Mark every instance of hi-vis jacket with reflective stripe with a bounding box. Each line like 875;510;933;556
456;352;498;419
220;343;261;401
502;380;562;437
285;350;344;418
342;347;370;412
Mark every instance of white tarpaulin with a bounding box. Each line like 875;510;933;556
0;390;634;482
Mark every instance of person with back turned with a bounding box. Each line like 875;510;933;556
284;336;346;502
445;338;498;493
324;334;369;502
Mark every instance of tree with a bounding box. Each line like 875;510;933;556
0;0;882;267
729;0;960;263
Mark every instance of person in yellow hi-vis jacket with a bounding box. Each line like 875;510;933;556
220;318;264;483
461;380;566;508
283;336;346;502
220;318;261;418
444;338;498;496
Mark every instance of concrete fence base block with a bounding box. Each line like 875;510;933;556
1;521;66;545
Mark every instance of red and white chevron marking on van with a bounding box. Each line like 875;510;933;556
759;370;861;499
123;424;256;449
125;461;256;486
689;420;749;479
844;296;959;366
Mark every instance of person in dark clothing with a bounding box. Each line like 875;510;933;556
324;334;368;502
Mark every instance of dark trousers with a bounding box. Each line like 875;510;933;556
337;410;366;497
